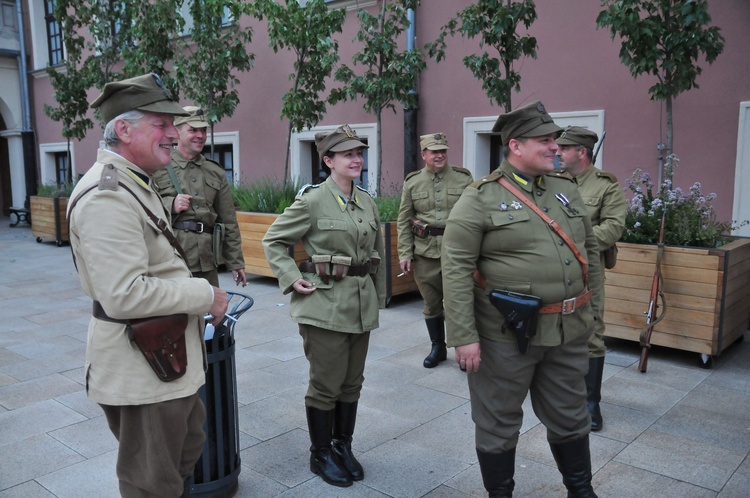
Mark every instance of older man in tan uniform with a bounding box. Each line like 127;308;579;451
556;126;627;432
153;106;247;288
397;133;473;368
67;73;228;497
442;102;601;497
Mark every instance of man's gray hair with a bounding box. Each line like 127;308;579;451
103;110;147;147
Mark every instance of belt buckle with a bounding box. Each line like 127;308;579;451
561;297;576;315
195;222;204;234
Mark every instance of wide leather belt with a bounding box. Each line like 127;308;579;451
93;301;128;324
538;288;594;315
428;227;445;236
174;220;213;233
299;260;371;279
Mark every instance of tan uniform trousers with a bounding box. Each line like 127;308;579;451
413;254;444;318
300;324;370;411
470;333;591;453
100;393;206;498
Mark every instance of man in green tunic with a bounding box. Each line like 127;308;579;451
153;106;247;288
397;133;473;368
442;102;601;497
556;126;627;432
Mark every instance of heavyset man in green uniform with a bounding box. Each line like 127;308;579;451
442;102;602;497
556;126;627;432
68;74;229;497
397;133;473;368
153;106;247;288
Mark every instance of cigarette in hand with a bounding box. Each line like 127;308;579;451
204;313;238;323
396;272;406;278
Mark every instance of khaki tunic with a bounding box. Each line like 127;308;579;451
262;177;386;333
153;150;245;273
68;149;214;406
573;166;627;357
442;159;602;348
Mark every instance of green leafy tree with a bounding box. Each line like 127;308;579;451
330;0;426;194
174;0;255;153
426;0;538;112
43;0;96;185
252;0;345;181
596;0;724;165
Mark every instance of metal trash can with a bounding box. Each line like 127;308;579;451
190;291;253;498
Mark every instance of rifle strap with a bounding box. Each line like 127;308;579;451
165;163;184;194
638;241;668;348
497;177;590;284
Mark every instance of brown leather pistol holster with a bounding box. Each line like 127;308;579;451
128;314;189;382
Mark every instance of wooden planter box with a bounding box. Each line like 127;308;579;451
30;196;69;246
236;213;419;304
603;239;750;359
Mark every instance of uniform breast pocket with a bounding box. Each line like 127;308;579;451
317;218;348;231
486;210;535;250
204;178;221;204
561;208;587;241
446;188;464;209
411;190;430;212
581;195;602;209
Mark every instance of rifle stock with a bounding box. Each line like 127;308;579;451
638;211;667;372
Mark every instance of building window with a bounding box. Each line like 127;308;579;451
203;143;234;183
44;0;63;65
1;1;17;29
54;152;70;185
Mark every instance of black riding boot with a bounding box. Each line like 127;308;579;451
585;357;605;431
550;436;598;498
423;316;447;368
332;401;364;481
476;447;516;497
306;406;352;487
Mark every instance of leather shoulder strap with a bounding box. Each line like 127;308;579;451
498;176;589;284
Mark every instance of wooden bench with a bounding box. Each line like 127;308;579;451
9;207;31;227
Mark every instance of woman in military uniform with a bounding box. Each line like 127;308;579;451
263;125;386;488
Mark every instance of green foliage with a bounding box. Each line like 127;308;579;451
252;0;345;180
621;156;747;247
174;0;255;128
231;178;305;214
596;0;724;157
426;0;537;112
330;0;426;194
373;193;401;222
36;181;75;198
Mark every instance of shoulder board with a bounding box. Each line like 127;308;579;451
355;184;373;197
203;156;221;168
98;164;119;191
475;169;502;189
297;183;321;196
595;170;620;183
451;166;472;176
546;171;576;183
404;170;421;182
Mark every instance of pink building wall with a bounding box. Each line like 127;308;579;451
29;0;750;221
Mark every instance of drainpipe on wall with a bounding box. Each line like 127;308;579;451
16;0;37;203
403;7;419;177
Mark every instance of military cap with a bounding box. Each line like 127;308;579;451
420;132;449;151
315;125;369;157
90;73;188;123
174;106;210;128
556;126;598;150
492;100;562;145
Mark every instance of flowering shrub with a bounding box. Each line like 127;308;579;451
622;156;747;247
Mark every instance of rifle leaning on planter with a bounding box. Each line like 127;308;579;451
638;211;668;373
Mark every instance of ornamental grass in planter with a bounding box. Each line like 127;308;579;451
604;157;750;363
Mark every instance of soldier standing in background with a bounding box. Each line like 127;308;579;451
556;126;627;432
442;102;601;497
153;106;247;288
397;133;473;368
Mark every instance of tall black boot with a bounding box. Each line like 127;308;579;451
423;316;447;368
585;357;605;431
305;406;352;487
476;448;515;498
550;436;598;498
332;401;364;481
